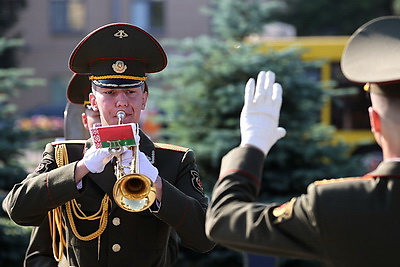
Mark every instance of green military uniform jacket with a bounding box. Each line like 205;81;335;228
5;131;214;267
206;146;400;267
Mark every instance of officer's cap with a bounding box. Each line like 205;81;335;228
67;73;91;107
69;23;167;89
341;16;400;97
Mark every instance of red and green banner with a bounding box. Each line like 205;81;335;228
90;124;137;149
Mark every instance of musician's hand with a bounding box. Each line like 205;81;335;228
138;151;158;183
240;70;286;155
82;146;113;173
120;149;158;182
120;148;133;174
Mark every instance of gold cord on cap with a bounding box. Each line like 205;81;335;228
89;75;147;81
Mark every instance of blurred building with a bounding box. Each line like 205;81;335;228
7;0;211;117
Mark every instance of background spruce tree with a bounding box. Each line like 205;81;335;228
151;0;367;265
0;1;46;265
0;38;46;267
0;0;26;36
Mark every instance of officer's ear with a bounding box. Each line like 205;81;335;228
368;106;381;134
81;112;89;130
89;92;98;111
141;84;148;110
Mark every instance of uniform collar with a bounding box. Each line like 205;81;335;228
364;161;400;178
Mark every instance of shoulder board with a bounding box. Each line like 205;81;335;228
154;142;189;152
314;177;368;186
51;139;87;146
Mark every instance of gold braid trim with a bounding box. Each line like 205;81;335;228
48;206;66;262
48;143;70;262
48;143;111;262
65;197;111;241
89;75;147;81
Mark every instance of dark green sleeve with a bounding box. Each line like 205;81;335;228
206;146;323;261
4;143;82;226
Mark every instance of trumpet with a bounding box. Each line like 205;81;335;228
110;111;156;212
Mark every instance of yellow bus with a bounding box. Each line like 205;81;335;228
254;36;382;170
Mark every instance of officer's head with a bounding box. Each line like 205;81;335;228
341;16;400;150
68;23;167;126
341;16;400;98
67;73;101;130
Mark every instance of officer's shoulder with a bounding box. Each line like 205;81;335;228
313;176;369;186
154;142;190;153
50;140;87;162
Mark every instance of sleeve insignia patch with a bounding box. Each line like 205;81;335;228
272;197;296;223
34;163;45;173
191;170;204;195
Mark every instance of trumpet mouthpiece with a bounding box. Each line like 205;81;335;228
117;111;126;119
117;111;126;124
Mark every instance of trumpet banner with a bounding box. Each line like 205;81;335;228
90;124;137;149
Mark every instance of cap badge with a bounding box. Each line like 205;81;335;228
112;60;127;73
114;29;128;39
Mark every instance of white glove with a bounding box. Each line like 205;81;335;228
240;70;286;155
121;150;158;183
138;151;158;182
120;148;133;174
83;146;113;173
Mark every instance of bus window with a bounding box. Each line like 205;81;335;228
330;62;370;130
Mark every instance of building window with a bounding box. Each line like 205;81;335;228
50;0;86;34
130;0;164;34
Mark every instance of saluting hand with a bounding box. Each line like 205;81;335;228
240;70;286;155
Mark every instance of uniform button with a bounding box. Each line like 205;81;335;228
112;244;121;252
112;217;120;226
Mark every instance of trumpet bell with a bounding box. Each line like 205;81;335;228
113;173;157;212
